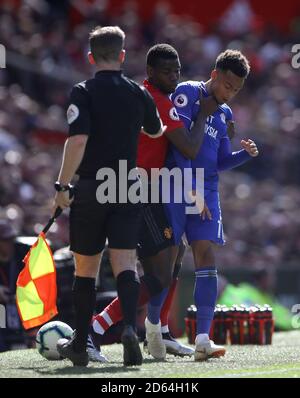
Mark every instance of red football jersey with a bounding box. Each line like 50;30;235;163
137;80;184;172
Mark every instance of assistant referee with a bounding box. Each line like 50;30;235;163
53;26;164;367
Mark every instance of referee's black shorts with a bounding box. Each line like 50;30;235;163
70;179;141;255
137;201;175;260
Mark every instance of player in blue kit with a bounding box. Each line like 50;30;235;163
159;49;259;360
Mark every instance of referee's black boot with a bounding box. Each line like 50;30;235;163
57;336;89;367
121;325;143;366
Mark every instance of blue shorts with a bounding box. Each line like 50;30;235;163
164;190;225;246
186;190;225;245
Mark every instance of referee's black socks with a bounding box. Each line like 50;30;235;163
141;273;164;297
72;276;96;353
117;270;140;329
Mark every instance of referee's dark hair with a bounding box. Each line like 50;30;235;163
89;26;125;63
147;44;179;67
215;49;250;78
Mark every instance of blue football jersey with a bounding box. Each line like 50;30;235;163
163;81;252;245
169;80;233;191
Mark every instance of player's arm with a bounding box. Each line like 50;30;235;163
217;135;258;172
166;90;218;159
227;120;235;140
141;87;166;138
54;85;90;210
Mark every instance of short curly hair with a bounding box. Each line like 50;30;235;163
215;50;250;78
146;44;179;67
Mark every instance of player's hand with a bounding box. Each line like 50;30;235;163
201;201;212;220
200;95;219;117
241;139;259;157
227;120;235;140
53;191;74;213
188;191;212;219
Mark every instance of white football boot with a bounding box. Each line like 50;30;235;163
144;318;166;360
162;332;194;357
194;334;226;361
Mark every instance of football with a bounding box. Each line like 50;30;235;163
36;321;74;360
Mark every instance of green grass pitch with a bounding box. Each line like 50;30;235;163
1;331;300;378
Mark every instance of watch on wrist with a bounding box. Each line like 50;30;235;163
54;181;72;192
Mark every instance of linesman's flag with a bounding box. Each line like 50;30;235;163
16;233;58;329
16;207;63;330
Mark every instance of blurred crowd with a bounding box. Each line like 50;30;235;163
0;0;300;269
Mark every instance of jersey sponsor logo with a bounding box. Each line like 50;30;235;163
67;104;79;124
205;123;218;139
174;94;188;108
220;113;226;124
169;107;180;121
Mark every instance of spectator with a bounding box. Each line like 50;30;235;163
0;1;299;272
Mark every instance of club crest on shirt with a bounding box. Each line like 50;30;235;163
169;107;180;121
67;104;79;124
220;113;226;124
174;94;188;108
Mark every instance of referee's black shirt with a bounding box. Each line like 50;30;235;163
67;70;162;178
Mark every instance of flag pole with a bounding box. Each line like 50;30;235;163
42;188;74;235
42;207;62;235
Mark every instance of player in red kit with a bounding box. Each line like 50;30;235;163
88;44;218;362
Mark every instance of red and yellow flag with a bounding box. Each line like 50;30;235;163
16;233;58;329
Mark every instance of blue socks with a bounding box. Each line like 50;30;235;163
194;267;218;335
147;267;218;331
147;287;169;324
